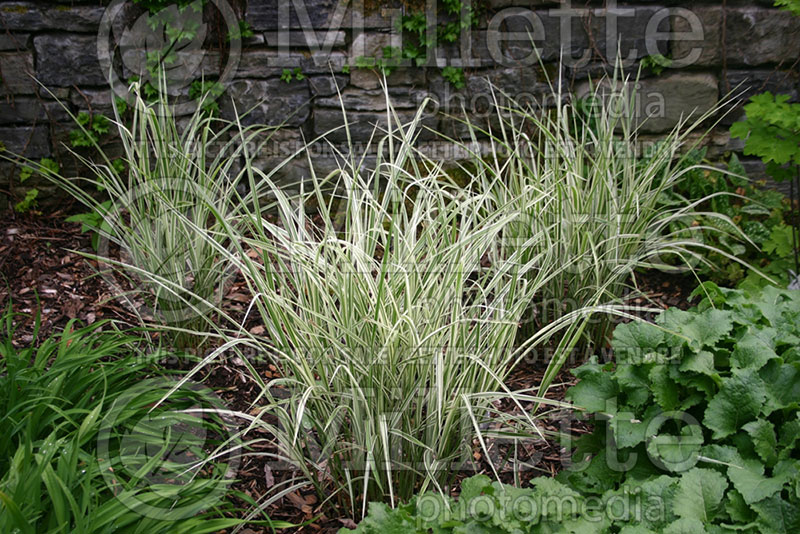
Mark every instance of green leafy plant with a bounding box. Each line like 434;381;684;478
562;282;800;533
655;149;795;288
730;89;800;283
344;467;766;533
395;0;480;77
19;157;58;182
441;66;465;89
132;0;202;14
640;54;672;75
227;20;254;41
775;0;800;16
14;158;58;213
69;112;112;148
352;47;403;76
730;92;800;180
280;67;306;83
188;79;225;115
0;307;255;533
341;474;636;533
13;188;38;213
65;200;113;251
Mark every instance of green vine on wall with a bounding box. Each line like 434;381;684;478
354;0;484;88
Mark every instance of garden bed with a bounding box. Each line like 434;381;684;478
1;206;703;533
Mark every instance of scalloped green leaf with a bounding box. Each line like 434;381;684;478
742;419;778;467
672;468;727;523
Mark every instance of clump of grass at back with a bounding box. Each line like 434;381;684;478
11;77;279;352
442;63;759;393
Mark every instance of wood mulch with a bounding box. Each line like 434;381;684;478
0;208;700;533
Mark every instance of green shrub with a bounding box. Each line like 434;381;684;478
655;150;794;288
561;282;800;533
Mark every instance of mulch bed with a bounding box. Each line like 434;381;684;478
0;208;701;533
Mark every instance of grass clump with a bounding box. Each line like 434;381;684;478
13;79;277;351
0;308;255;533
445;65;756;392
183;93;592;516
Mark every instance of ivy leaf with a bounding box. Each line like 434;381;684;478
775;0;800;16
92;114;111;135
704;368;767;439
672;468;727;523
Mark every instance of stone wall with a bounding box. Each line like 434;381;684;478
1;0;799;208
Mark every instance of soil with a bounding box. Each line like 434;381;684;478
0;208;701;533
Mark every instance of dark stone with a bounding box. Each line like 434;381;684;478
234;50;347;78
492;5;669;68
0;125;50;158
308;74;348;96
0;2;104;32
315;86;422;110
0;51;35;94
725;8;800;66
264;30;346;48
0;97;70;124
577;72;719;134
246;0;339;30
673;7;800;67
313;107;436;142
220;78;311;127
721;69;800;125
34;35;107;86
0;32;29;50
494;7;590;65
588;5;670;61
247;0;403;30
68;88;119;115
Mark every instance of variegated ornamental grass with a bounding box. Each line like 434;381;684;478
12;65;764;519
443;66;760;393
